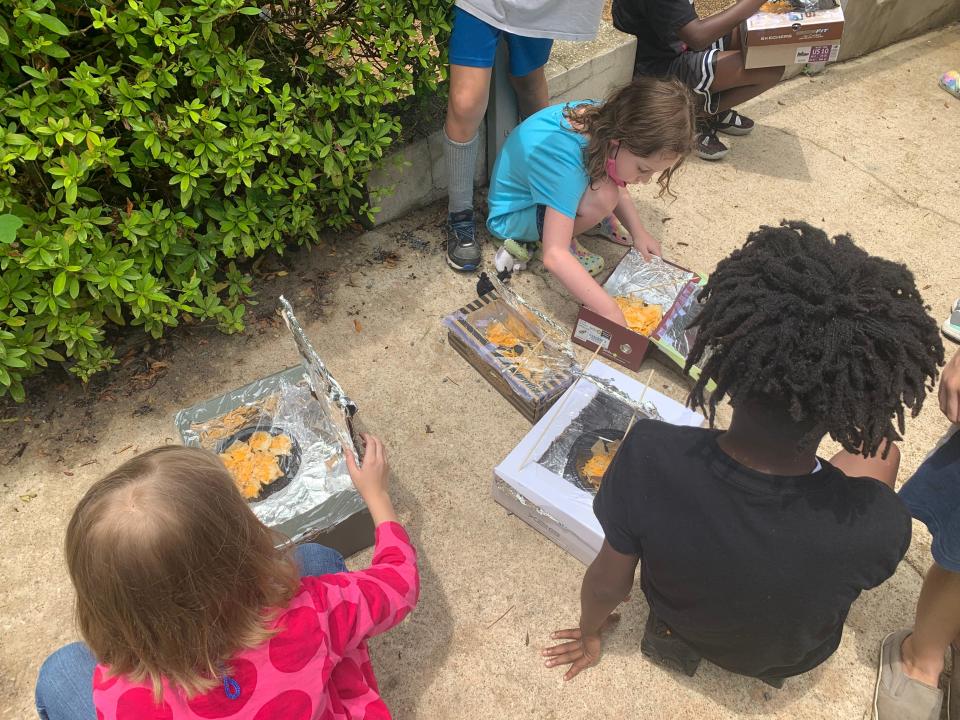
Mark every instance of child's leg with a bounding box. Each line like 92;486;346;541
35;642;97;720
504;32;553;120
294;543;347;577
901;563;960;686
711;51;784;113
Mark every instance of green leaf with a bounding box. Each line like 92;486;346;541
0;25;8;46
0;215;23;244
0;366;9;387
238;6;262;15
34;13;70;35
8;381;24;403
53;271;67;295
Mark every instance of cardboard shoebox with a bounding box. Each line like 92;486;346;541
493;360;704;564
571;252;707;378
173;298;374;558
444;290;577;423
741;1;845;70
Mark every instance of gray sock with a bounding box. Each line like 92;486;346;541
444;129;479;215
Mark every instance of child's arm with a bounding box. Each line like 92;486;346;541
306;436;419;655
612;187;662;261
540;207;628;327
677;0;766;51
542;542;638;680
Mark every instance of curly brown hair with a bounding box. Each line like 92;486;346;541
564;77;696;198
66;446;301;701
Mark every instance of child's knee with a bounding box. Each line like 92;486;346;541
447;83;487;124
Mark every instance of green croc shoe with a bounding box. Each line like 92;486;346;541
571;238;605;277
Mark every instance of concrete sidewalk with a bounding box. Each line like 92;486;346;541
2;25;959;720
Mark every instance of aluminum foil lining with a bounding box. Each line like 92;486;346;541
536;381;659;493
602;252;695;309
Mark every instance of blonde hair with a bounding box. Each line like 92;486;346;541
66;446;300;701
565;77;696;198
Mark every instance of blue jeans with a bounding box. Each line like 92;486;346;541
35;544;346;720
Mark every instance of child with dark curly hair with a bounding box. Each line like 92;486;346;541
543;221;944;687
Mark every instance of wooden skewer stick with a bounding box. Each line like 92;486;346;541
510;335;545;379
517;345;602;472
624;368;656;438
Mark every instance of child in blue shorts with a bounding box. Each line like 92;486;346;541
444;1;604;272
485;78;695;329
875;347;960;720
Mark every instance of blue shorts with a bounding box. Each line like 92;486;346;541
449;6;554;77
900;427;960;572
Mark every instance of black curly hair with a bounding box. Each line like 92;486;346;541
685;221;944;456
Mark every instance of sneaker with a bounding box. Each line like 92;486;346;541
640;612;701;677
446;209;480;272
873;629;943;720
943;299;960;343
713;109;755;136
695;124;729;161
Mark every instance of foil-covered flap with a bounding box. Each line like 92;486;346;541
602;252;695;308
278;296;359;461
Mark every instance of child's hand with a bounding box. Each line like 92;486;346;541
344;434;397;525
940;350;960;423
542;613;620;681
632;228;662;262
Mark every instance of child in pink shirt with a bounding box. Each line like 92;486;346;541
35;434;418;720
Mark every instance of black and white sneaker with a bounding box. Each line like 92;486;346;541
695;123;729;161
713;109;755;136
446;209;481;272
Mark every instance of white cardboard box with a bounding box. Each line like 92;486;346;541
493;360;704;565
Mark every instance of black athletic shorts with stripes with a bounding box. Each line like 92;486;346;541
634;33;733;116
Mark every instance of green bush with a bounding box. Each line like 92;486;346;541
0;0;449;401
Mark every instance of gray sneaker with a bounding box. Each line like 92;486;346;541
446;209;481;272
874;629;943;720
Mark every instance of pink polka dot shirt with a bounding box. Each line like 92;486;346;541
92;522;419;720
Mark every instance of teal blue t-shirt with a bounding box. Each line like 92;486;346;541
486;101;592;242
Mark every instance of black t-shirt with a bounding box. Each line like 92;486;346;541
594;420;911;679
613;0;699;70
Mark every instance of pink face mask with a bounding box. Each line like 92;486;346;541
606;144;626;187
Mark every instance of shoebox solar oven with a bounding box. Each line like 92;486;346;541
174;297;374;557
572;253;707;377
493;359;704;564
444;291;577;422
742;0;845;69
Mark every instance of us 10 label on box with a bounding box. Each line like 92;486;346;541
573;319;611;350
796;44;840;63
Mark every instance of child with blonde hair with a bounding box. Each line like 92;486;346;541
486;77;696;328
35;434;417;720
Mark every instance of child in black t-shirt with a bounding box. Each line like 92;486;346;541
542;221;944;687
613;0;784;160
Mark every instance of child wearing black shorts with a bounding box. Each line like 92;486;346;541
613;0;785;160
542;222;944;688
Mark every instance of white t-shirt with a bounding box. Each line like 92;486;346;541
455;0;604;42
